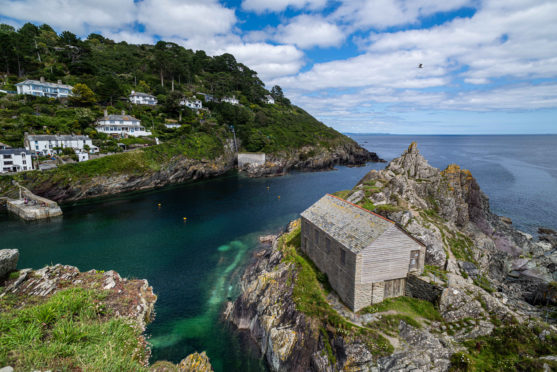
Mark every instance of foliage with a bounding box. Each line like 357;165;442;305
359;296;443;322
456;322;557;371
70;83;97;106
0;288;148;371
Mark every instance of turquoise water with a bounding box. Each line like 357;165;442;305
0;166;380;371
1;135;556;370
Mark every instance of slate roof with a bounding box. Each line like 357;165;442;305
130;92;156;98
15;79;73;90
27;134;91;141
98;115;140;122
301;194;396;254
0;148;33;155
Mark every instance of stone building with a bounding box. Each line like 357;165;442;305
300;194;426;311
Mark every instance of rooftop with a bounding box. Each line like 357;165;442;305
0;148;33;155
301;194;396;254
15;79;73;90
26;134;91;141
98;115;140;122
130;91;156;98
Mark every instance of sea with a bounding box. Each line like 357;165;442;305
0;134;556;371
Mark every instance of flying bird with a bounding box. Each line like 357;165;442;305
418;63;423;68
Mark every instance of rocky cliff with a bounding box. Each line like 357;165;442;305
226;144;557;372
239;142;383;177
0;249;213;372
1;140;379;203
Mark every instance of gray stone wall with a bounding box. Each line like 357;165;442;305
405;274;443;303
237;153;265;167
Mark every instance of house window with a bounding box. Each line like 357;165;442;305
326;238;331;253
409;250;420;270
340;249;346;265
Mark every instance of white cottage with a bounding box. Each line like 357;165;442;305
179;98;202;110
24;134;98;156
221;96;239;105
96;111;152;137
264;95;275;104
129;91;157;105
15;77;73;98
0;148;33;173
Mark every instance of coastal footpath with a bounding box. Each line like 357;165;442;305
226;143;557;371
0;249;213;372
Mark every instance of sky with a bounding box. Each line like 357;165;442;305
1;0;556;134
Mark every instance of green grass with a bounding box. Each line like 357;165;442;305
473;274;495;294
368;314;422;337
448;234;476;263
423;265;449;284
359;296;443;322
332;190;353;199
0;288;148;371
453;322;557;371
279;222;393;358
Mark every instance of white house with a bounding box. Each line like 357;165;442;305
96;110;152;137
179;98;203;110
165;123;181;129
76;151;89;162
129;91;157;105
24;134;98;156
15;77;73;99
221;96;239;105
264;95;275;104
197;92;216;103
0;148;33;173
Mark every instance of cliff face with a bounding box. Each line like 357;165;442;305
226;144;557;372
239;142;383;177
7;140;379;203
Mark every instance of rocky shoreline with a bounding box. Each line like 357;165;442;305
0;249;214;372
225;143;557;372
3;141;380;204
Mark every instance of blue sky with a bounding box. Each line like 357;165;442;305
1;0;556;134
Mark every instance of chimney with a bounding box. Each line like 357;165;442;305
57;79;62;84
40;76;45;83
121;110;125;116
104;109;108;117
131;90;135;94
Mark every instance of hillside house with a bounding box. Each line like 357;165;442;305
129;91;157;105
15;77;73;98
180;98;202;109
197;92;216;103
96;111;152;137
300;194;426;311
0;148;33;173
25;134;98;156
264;95;275;104
221;96;239;105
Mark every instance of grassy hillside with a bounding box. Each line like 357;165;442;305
0;23;355;155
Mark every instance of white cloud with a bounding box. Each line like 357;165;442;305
241;0;326;13
137;0;236;38
0;0;136;35
103;30;155;45
275;15;345;49
216;43;305;80
333;0;475;30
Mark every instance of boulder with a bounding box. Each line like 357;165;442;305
178;352;213;372
0;249;19;279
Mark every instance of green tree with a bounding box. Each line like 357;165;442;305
70;83;97;106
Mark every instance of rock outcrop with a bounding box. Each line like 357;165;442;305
0;249;18;278
227;143;557;371
238;142;383;177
